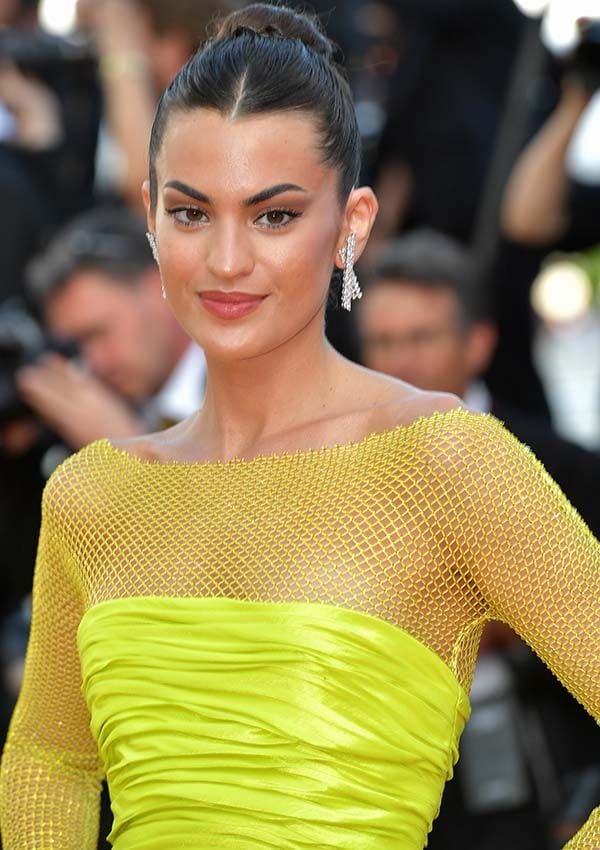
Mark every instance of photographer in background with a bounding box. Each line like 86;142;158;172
0;205;205;599
0;0;55;303
503;18;600;250
5;205;206;455
0;0;101;303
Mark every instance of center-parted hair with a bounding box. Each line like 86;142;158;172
148;3;361;208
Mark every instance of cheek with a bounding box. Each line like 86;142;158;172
274;221;340;305
159;238;195;294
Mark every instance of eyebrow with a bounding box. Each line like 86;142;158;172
163;180;308;207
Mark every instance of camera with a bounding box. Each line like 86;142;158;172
569;20;600;92
0;298;76;424
0;28;96;83
0;28;98;143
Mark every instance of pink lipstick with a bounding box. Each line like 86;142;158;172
197;290;267;319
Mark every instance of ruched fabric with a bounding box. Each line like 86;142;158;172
77;596;470;849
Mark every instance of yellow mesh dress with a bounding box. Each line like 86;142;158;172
0;407;598;849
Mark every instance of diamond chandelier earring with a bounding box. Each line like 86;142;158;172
339;232;362;311
146;231;167;300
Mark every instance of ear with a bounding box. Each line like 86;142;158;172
142;180;155;233
464;321;498;378
335;187;379;269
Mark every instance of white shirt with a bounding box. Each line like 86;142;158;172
142;343;207;428
464;379;492;415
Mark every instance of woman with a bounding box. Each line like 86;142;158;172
0;5;598;849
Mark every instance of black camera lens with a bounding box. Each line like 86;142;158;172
570;20;600;92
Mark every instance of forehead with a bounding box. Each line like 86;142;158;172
48;270;133;311
362;281;460;322
156;108;337;198
46;272;142;336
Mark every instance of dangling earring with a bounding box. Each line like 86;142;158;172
146;231;167;300
146;231;159;264
339;232;362;311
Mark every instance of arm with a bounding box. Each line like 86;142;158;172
451;413;599;847
92;0;157;212
15;352;146;450
501;83;592;246
0;468;104;847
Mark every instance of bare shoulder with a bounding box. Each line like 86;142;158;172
107;417;194;462
351;367;469;432
399;389;467;423
382;386;520;481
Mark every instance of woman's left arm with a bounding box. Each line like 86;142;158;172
451;413;599;849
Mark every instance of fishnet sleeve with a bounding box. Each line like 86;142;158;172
450;413;599;849
0;466;104;848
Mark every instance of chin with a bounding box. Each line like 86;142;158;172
182;319;295;363
180;296;324;363
198;334;282;363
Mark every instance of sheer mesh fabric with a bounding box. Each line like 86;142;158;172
1;407;598;848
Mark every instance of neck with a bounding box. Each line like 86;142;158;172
193;312;348;460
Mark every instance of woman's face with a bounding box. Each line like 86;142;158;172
145;108;346;362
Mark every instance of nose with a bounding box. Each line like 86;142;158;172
205;221;254;281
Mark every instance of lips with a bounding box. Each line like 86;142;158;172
198;291;265;303
197;290;267;319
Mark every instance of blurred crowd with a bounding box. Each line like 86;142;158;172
0;0;599;848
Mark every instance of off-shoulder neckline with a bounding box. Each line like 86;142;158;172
96;405;489;471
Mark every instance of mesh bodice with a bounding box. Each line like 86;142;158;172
1;407;598;848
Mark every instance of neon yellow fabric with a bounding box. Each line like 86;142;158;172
0;407;598;848
77;596;470;849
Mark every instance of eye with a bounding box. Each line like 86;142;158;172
255;209;300;229
166;207;208;227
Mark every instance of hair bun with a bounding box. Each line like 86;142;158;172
214;3;335;61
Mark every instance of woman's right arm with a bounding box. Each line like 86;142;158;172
501;83;592;247
0;471;104;848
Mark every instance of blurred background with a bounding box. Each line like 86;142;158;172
0;0;599;847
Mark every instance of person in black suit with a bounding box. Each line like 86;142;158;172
356;228;600;850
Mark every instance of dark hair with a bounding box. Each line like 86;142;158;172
366;230;490;327
148;3;361;209
27;206;154;307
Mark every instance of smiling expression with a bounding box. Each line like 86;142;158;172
145;109;346;362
